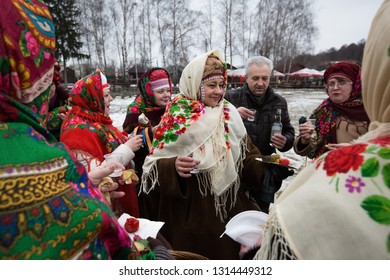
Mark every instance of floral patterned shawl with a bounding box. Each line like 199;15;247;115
60;70;127;162
141;50;247;220
0;0;136;259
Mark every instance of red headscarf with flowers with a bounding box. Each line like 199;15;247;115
122;67;172;132
60;70;127;162
311;61;370;157
0;0;55;127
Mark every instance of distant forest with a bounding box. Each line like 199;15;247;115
281;40;366;72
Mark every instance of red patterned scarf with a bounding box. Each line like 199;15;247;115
312;71;370;157
61;70;127;162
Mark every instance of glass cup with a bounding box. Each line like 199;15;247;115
189;153;200;174
103;153;123;177
307;118;317;141
247;109;256;121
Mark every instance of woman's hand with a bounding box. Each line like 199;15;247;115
298;123;314;145
175;156;200;178
239;236;263;260
89;162;125;198
237;107;255;120
125;134;144;152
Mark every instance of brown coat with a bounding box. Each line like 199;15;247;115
142;137;263;259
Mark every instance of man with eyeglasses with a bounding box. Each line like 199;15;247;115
293;61;370;159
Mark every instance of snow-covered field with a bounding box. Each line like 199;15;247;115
111;88;327;132
110;88;328;186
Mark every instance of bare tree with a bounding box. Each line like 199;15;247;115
198;0;214;52
154;0;167;66
146;0;153;64
109;0;134;83
249;0;317;67
67;0;318;75
237;0;249;66
216;0;242;66
157;0;197;82
82;0;111;70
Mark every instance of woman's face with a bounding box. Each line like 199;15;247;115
153;87;171;107
103;87;113;116
203;77;225;108
326;77;353;104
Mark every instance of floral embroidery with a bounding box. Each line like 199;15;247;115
345;175;365;193
323;144;367;176
150;96;204;154
372;136;390;147
149;96;231;155
317;137;390;252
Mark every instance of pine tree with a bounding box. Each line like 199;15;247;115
46;0;89;84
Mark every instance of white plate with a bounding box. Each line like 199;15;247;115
220;210;268;247
118;213;164;239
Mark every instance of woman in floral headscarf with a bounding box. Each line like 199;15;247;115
140;50;264;259
122;68;172;220
247;0;390;260
0;0;144;259
122;67;172;134
60;70;144;217
294;61;370;158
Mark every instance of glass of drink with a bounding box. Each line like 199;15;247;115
189;152;200;174
247;109;256;121
307;118;317;141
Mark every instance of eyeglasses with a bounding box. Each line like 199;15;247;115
326;81;353;88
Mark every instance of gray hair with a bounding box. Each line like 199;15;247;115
245;56;274;75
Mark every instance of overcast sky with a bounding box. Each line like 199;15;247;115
190;0;384;54
313;0;383;53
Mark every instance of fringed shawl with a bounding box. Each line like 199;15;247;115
141;50;247;220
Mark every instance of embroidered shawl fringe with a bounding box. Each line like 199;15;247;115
140;134;248;223
140;162;159;195
197;134;248;222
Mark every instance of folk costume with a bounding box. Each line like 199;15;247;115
122;68;172;220
140;50;263;259
0;0;141;259
45;60;70;140
60;71;139;217
122;67;172;134
294;61;370;158
255;1;390;259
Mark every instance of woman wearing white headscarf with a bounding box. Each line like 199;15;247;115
141;50;264;259
251;0;390;260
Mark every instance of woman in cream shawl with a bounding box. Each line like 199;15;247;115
141;50;264;259
253;0;390;260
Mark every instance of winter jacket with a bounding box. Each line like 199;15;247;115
225;84;295;156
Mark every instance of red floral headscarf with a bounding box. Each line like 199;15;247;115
125;67;172;116
0;0;56;125
61;70;127;162
311;61;370;157
122;67;172;132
